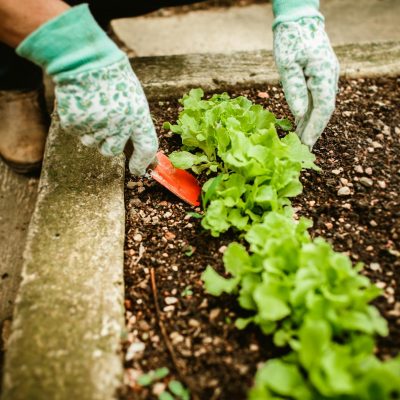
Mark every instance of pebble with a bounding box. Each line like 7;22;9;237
309;200;316;207
369;262;381;272
332;169;341;175
163;305;175;312
130;198;142;206
165;296;178;305
378;180;387;189
372;141;382;149
218;245;227;254
199;299;208;309
126;181;136;189
209;308;221;321
388;302;400;317
250;344;259;352
376;281;386;289
153;383;166;396
342;203;351;210
133;233;143;242
203;336;213;344
370;220;378;227
383;125;391;135
170;332;184;344
165;231;176;240
137;187;145;194
340;178;349;185
257;91;269;99
365;167;373;175
354;165;363;173
325;222;333;230
188;319;200;328
360;177;373;187
337;187;351;196
164;211;172;218
138;320;150;331
125;341;145;361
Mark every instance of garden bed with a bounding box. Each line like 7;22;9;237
120;77;400;400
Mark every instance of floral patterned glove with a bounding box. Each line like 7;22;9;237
16;5;158;176
55;58;158;176
273;1;339;148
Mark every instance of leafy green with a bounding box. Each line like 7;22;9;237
137;367;170;386
166;89;400;400
164;89;319;236
168;380;190;400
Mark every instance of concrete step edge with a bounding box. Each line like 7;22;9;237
1;116;125;400
132;40;400;100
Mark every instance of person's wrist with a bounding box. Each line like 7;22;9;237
16;4;124;78
272;0;323;29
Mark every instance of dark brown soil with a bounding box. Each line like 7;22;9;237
120;77;400;400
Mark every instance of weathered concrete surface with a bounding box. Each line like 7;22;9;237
1;117;125;400
132;41;400;100
0;163;38;335
112;0;400;57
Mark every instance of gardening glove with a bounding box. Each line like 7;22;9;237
16;5;158;176
272;0;339;148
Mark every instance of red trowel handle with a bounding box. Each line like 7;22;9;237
151;152;201;207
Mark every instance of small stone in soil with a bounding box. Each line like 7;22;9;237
378;180;387;189
125;341;145;361
165;296;178;305
337;186;351;196
354;165;363;173
370;263;382;272
133;233;143;242
360;177;373;187
164;232;176;240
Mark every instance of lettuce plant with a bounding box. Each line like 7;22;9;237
165;89;319;236
164;90;400;399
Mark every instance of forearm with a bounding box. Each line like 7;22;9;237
0;0;69;47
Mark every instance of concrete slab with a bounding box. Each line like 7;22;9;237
0;163;38;336
132;41;400;100
1;118;125;400
112;0;400;57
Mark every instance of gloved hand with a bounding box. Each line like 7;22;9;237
272;0;339;148
16;5;158;176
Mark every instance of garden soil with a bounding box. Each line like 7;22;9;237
120;77;400;400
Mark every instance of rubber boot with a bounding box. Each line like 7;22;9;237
0;87;50;175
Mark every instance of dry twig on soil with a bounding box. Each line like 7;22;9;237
150;267;199;400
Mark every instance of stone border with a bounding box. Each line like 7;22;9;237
132;41;400;99
1;117;125;400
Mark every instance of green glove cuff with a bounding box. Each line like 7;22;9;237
16;4;125;80
272;0;324;29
